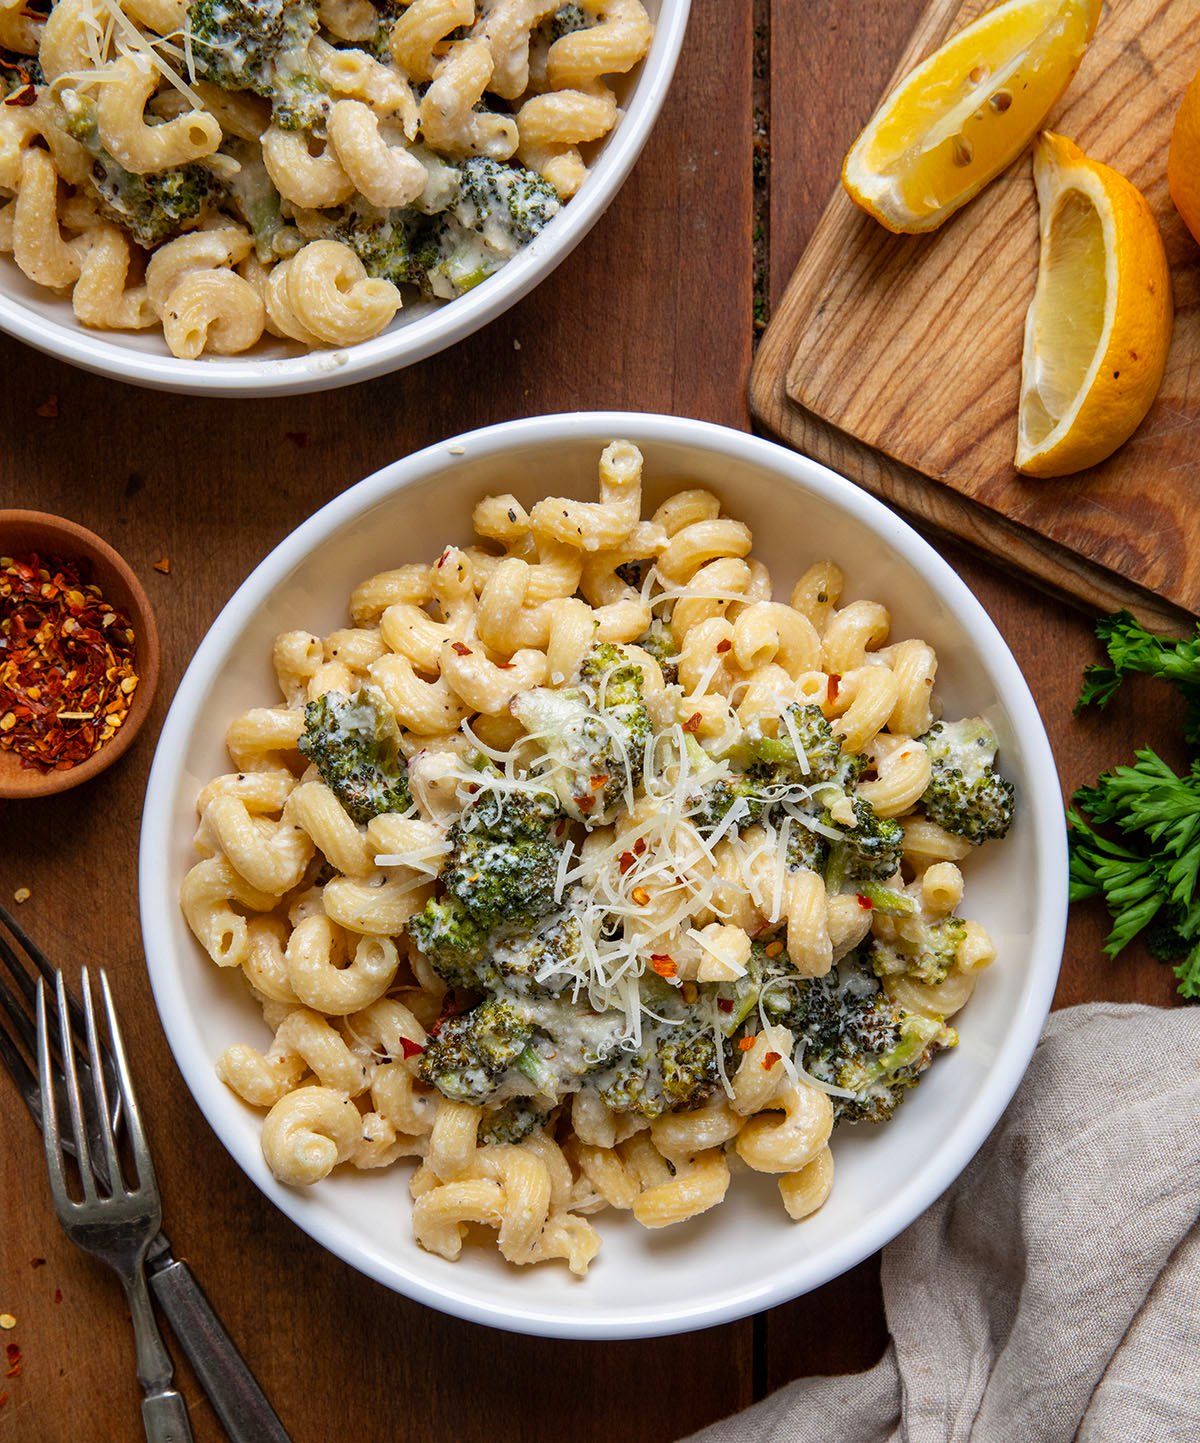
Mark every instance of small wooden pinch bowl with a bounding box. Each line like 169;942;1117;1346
0;511;160;799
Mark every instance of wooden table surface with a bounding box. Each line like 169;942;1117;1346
0;3;1185;1439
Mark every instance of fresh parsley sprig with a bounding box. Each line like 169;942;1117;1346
1070;613;1200;1000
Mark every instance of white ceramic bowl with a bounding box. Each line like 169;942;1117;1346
0;4;687;397
140;413;1067;1338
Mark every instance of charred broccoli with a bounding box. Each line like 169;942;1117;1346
60;93;213;248
186;0;326;129
453;156;561;248
513;643;651;825
540;3;590;41
406;895;492;990
440;785;562;926
298;685;411;824
418;998;532;1103
918;718;1015;844
825;796;904;891
870;916;966;987
593;1017;722;1118
477;1098;550;1145
785;951;956;1123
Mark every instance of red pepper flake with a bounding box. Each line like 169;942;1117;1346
153;557;170;574
5;1345;18;1365
715;638;732;654
398;1037;424;1059
737;1036;756;1052
681;711;702;734
631;886;651;906
717;997;734;1014
284;431;310;448
53;1289;62;1304
827;673;841;704
856;893;874;910
0;553;139;773
575;793;595;812
450;642;472;656
764;939;784;959
35;394;58;418
633;838;646;856
618;850;636;875
589;774;609;791
4;83;36;106
762;1051;782;1071
0;1391;8;1409
30;1258;45;1269
650;956;677;979
436;548;451;569
496;661;514;670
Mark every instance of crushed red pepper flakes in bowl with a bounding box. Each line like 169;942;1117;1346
0;553;139;774
0;513;159;802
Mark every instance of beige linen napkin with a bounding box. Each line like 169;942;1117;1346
682;1003;1200;1443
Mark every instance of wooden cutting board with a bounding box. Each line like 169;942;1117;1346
750;0;1200;632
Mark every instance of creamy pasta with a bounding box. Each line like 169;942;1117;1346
0;0;652;357
182;441;1016;1275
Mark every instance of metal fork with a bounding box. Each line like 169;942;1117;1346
0;905;291;1443
37;967;194;1443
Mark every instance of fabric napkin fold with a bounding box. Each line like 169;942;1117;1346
682;1003;1200;1443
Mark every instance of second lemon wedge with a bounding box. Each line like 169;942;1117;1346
1015;133;1172;478
843;0;1100;233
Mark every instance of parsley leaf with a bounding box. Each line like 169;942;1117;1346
1075;610;1200;747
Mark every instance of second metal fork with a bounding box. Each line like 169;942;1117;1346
37;968;194;1443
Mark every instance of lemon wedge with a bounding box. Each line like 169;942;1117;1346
1168;64;1200;248
843;0;1100;233
1015;133;1172;478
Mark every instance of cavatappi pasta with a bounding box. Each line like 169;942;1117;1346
0;0;652;358
182;441;1016;1276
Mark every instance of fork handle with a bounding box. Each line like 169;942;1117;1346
149;1257;293;1443
143;1389;194;1443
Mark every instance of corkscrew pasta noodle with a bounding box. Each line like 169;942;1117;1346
182;440;1015;1276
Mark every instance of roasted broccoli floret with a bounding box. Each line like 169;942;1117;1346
635;617;678;682
689;769;765;837
297;685;411;824
477;1097;550;1145
541;3;590;41
785;821;830;876
60;93;213;248
919;718;1015;845
407;895;493;990
186;0;326;129
593;1018;722;1118
441;785;563;928
870;916;966;987
441;816;561;931
825;796;904;891
420;158;562;297
418;999;532;1104
326;199;441;288
513;644;650;825
454;156;561;247
785;951;957;1123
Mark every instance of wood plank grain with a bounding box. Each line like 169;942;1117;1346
0;3;754;1439
770;0;1200;620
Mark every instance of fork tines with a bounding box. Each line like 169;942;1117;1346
0;904;120;1138
37;968;155;1210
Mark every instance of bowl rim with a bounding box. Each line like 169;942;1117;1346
0;2;690;398
0;509;160;799
139;412;1067;1338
